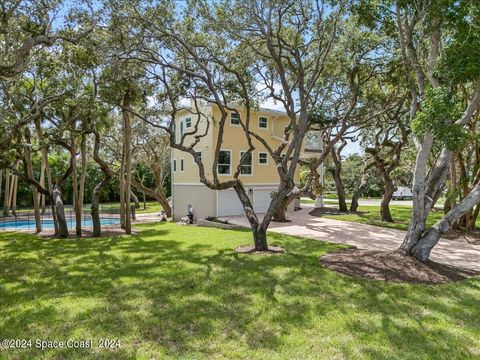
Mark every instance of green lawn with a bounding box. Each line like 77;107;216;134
1;224;479;359
320;204;446;231
300;199;447;231
97;201;163;215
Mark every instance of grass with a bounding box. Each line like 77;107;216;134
1;224;480;359
320;204;446;231
96;201;163;215
300;198;450;231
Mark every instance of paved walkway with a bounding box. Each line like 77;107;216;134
221;205;480;272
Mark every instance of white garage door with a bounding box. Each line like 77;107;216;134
253;188;275;213
217;190;244;216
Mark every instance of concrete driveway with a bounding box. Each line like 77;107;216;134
220;205;480;272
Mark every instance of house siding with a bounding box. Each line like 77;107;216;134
172;103;302;219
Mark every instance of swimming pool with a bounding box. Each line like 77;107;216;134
0;217;120;230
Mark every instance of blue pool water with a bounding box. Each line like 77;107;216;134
0;217;120;230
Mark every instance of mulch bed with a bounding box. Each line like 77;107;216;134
235;245;285;254
309;207;364;216
320;248;479;284
442;230;480;245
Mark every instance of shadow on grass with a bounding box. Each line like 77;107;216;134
0;224;479;359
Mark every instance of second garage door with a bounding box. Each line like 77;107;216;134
217;187;276;216
253;188;275;213
217;189;244;216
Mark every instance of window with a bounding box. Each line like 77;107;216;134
231;112;240;126
180;158;184;172
259;152;268;165
194;151;202;163
240;151;253;175
185;117;192;128
259;116;268;129
173;159;177;172
218;150;231;174
180;121;184;136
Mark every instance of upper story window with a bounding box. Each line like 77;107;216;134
231;112;240;126
259;116;268;129
259;152;268;165
180;121;184;137
240;151;252;175
173;159;177;172
180;158;184;172
185;117;192;128
218;150;231;175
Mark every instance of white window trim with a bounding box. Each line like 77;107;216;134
180;158;184;172
258;116;268;130
240;150;254;176
217;149;232;175
185;117;192;128
230;112;241;127
258;152;268;165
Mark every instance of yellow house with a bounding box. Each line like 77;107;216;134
171;103;302;220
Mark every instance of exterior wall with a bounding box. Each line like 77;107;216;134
171;106;214;184
172;184;216;221
171;103;304;219
210;106;301;184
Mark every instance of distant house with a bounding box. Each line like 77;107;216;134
171;103;305;220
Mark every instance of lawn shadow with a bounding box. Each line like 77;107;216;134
1;225;480;359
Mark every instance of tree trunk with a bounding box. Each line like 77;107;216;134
10;170;18;216
399;145;451;255
119;170;126;229
131;190;140;209
35;116;58;234
410;182;480;261
79;133;87;228
71;128;82;236
157;192;172;217
3;169;11;216
31;185;41;232
253;227;268;251
466;203;480;231
91;130;114;237
123;91;132;234
24;142;41;232
380;178;395;222
0;170;3;207
399;132;435;253
131;178;172;217
91;177;111;237
39;158;46;214
143;192;146;210
233;182;268;251
272;198;288;222
53;185;69;238
330;146;348;211
350;172;367;212
130;190;139;220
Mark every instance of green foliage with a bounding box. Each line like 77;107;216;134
412;87;467;151
436;1;480;84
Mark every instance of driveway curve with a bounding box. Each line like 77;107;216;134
221;205;480;272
